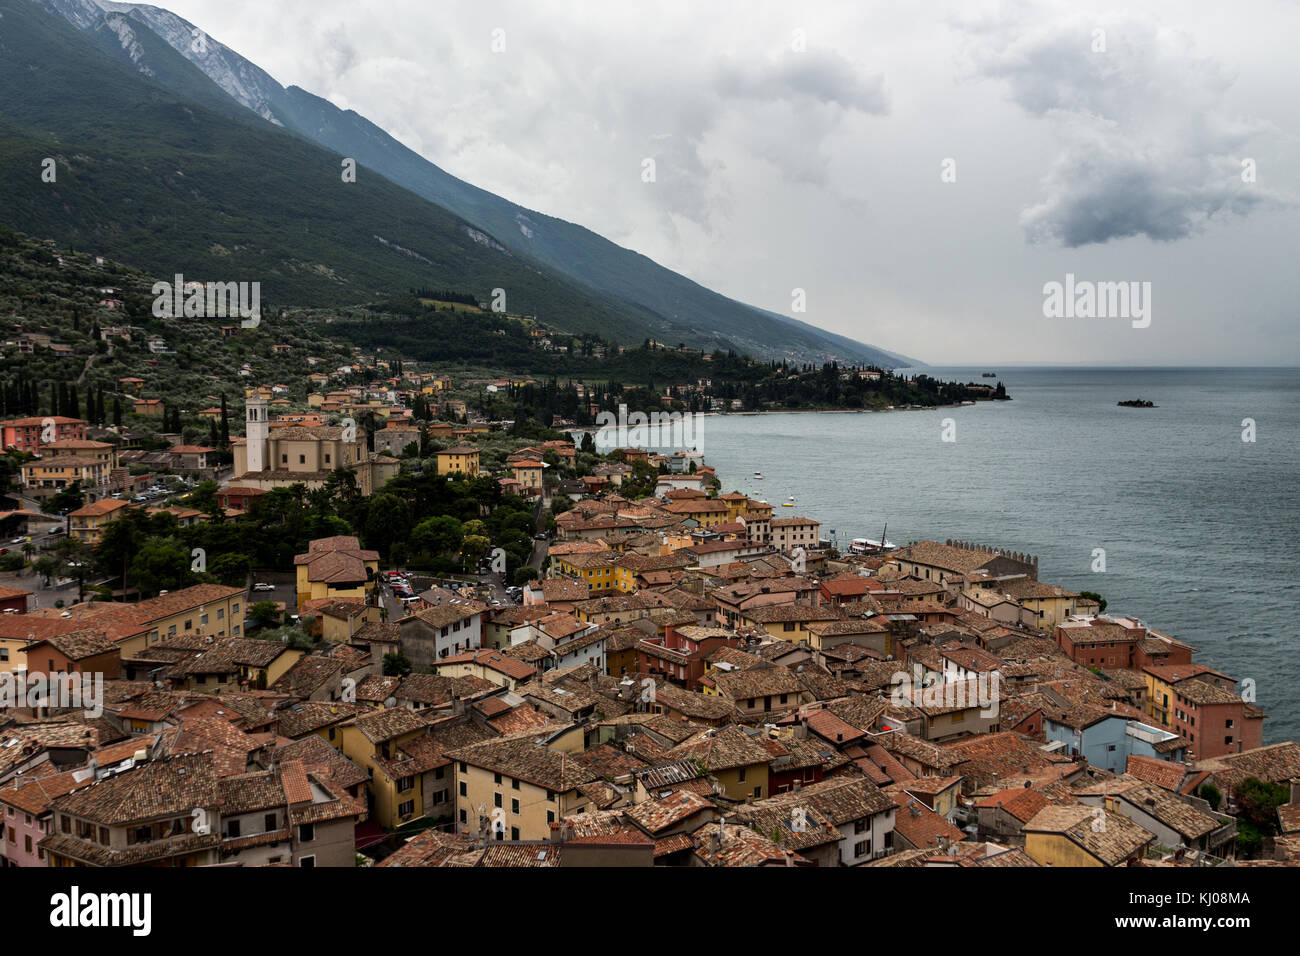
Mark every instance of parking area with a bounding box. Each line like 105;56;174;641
247;568;299;619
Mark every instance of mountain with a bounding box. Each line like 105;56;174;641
13;0;921;366
0;0;663;338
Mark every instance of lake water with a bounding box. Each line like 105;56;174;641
634;367;1300;744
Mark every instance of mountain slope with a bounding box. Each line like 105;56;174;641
0;0;671;340
47;0;920;367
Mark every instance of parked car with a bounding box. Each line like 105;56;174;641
252;583;276;592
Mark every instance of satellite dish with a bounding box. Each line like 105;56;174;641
384;696;397;709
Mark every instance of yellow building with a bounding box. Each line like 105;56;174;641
67;498;130;544
510;460;545;490
42;439;118;468
549;550;630;594
335;708;435;829
665;726;772;801
437;444;480;476
1023;805;1153;867
662;499;730;528
447;730;598;842
23;456;112;498
293;536;380;612
735;604;841;645
995;578;1083;629
19;583;248;659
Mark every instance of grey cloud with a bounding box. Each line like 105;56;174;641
713;51;888;114
967;12;1288;246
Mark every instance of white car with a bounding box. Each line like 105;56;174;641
252;583;276;591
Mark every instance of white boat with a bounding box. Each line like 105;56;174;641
753;472;763;479
850;523;894;553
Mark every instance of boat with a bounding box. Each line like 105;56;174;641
849;522;894;554
753;472;763;479
781;496;795;507
982;372;997;378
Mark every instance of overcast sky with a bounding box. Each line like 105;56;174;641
156;0;1298;365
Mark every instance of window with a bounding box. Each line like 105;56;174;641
511;778;520;790
265;813;277;832
494;793;502;809
459;782;467;797
227;820;242;838
299;855;315;868
397;776;414;793
511;799;519;814
398;800;415;817
511;827;520;841
494;772;503;785
298;823;314;843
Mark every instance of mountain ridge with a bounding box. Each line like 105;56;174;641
15;0;921;366
41;0;921;367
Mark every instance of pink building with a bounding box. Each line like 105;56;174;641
0;769;93;867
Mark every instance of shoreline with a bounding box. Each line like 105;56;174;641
566;399;1007;432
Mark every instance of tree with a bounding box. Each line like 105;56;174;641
513;566;539;586
42;481;85;515
1235;776;1288;857
411;515;463;558
204;552;249;586
460;534;491;570
33;554;62;587
51;536;95;602
248;601;282;630
1198;783;1222;812
363;493;412;557
129;537;194;597
382;652;413;677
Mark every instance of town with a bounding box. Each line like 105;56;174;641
0;358;1295;870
